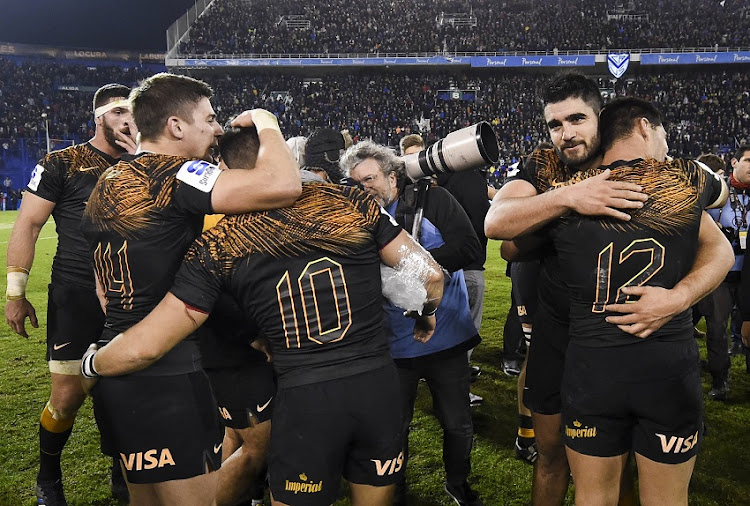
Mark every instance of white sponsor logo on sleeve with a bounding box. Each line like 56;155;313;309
28;164;45;191
380;206;399;227
176;160;221;193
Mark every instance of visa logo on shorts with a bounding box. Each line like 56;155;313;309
371;451;404;476
120;448;175;471
285;473;323;494
565;420;597;439
656;430;699;454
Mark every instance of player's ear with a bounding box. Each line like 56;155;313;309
167;116;183;140
636;117;651;140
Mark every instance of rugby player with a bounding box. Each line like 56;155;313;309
550;97;733;505
80;73;301;504
4;83;135;505
485;73;733;505
81;125;445;506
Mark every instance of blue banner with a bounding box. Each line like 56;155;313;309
181;56;473;67
470;55;596;67
641;51;750;65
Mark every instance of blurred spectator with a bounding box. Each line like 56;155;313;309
179;0;750;55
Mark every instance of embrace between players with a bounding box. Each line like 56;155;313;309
6;71;734;506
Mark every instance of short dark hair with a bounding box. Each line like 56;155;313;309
697;153;726;173
93;84;131;110
542;73;603;114
218;126;260;170
599;97;664;152
733;145;750;161
130;73;213;142
399;134;424;155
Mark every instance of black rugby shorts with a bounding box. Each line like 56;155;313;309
561;338;703;464
46;283;105;363
205;360;277;429
92;371;224;483
269;364;404;506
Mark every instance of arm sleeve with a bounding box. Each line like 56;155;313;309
424;187;482;272
171;160;219;216
25;154;64;203
344;185;403;248
694;160;726;209
170;233;226;313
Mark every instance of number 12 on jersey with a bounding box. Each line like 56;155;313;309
592;238;665;313
276;257;353;348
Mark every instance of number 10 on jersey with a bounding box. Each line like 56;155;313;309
276;257;353;348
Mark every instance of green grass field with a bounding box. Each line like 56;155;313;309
0;209;749;505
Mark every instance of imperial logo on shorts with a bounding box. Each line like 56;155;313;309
656;430;699;454
371;451;404;476
285;473;323;494
565;420;597;439
119;448;175;471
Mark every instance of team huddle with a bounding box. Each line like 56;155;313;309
4;71;737;506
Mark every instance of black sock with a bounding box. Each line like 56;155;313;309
517;414;535;446
38;424;73;482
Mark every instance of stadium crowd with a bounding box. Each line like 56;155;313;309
180;0;750;55
2;57;749;171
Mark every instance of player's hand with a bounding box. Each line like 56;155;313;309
230;109;281;133
403;312;436;343
114;127;138;154
80;343;99;394
5;298;38;338
251;337;273;362
604;285;686;338
564;169;648;221
741;321;750;348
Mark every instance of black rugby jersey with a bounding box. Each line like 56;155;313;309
547;158;723;347
25;143;117;288
170;184;402;388
82;153;218;375
508;148;572;322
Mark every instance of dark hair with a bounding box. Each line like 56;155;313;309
218;126;260;170
697;153;727;173
93;83;131;110
734;145;750;161
542;73;603;113
599;97;664;152
130;73;213;141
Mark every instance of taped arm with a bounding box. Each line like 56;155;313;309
92;293;209;376
380;230;444;315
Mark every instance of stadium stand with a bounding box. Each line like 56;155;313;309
2;56;748;182
178;0;750;56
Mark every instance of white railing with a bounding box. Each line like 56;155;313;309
166;0;215;58
175;47;750;60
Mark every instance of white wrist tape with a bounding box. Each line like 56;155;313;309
252;110;281;133
6;270;29;299
81;351;99;379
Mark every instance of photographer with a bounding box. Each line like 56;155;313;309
702;145;750;400
342;140;483;506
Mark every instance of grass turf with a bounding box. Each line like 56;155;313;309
0;210;748;505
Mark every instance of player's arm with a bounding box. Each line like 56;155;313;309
5;193;55;337
210;109;302;214
380;230;444;343
484;171;648;240
87;293;208;377
605;211;734;338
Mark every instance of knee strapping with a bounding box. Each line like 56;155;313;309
40;401;76;433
